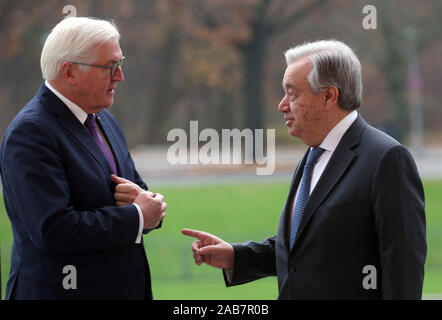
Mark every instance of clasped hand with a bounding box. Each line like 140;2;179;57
111;174;166;229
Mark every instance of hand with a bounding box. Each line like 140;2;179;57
134;191;167;229
181;228;234;270
111;174;144;206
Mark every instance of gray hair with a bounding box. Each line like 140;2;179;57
284;40;363;111
40;17;120;80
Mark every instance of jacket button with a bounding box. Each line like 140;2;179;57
289;266;296;273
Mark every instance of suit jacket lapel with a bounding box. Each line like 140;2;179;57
38;84;115;177
57;115;113;177
290;115;367;251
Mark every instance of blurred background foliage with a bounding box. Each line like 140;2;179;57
0;0;441;149
1;0;442;300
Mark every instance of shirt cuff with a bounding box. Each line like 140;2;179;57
133;203;144;244
224;268;234;284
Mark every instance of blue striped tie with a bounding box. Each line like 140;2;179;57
289;147;324;249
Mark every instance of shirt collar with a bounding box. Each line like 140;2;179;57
319;110;358;152
45;80;89;124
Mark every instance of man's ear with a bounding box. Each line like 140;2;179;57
60;61;77;85
323;86;339;110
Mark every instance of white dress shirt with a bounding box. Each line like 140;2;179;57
292;110;358;210
45;81;144;244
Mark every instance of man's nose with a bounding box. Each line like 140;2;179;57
112;66;124;82
278;94;289;113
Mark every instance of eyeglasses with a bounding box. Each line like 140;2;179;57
71;56;125;78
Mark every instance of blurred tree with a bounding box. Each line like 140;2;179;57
1;0;441;148
188;0;328;140
377;0;442;143
142;0;185;144
0;0;58;133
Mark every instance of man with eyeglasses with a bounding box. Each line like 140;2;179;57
0;17;166;299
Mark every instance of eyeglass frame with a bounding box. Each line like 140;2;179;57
71;56;125;78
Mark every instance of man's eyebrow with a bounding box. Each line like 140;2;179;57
105;57;122;65
102;59;116;65
282;81;295;90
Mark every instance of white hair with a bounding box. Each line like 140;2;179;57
40;17;120;80
284;40;363;111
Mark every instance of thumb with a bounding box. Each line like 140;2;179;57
111;174;130;184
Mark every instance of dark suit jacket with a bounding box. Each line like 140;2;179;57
226;115;426;299
0;83;155;299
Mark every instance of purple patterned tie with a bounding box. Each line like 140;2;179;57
84;114;117;174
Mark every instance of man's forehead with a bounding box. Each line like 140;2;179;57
93;40;123;62
282;57;312;86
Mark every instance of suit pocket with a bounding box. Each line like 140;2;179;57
324;199;365;210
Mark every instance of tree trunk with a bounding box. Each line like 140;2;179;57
238;22;268;160
379;2;408;142
241;36;267;132
145;27;181;144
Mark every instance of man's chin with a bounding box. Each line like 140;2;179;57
101;99;114;109
288;128;299;138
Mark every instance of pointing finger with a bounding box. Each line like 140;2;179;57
182;229;211;241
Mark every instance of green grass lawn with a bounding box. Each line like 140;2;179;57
1;180;442;299
421;180;442;295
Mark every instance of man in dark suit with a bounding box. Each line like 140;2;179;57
0;17;166;299
182;40;426;299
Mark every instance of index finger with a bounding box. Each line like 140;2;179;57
182;228;213;241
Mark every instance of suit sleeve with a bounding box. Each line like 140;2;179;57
224;236;277;287
372;145;426;299
1;119;140;254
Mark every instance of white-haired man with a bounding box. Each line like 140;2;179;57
0;17;166;299
183;40;426;299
